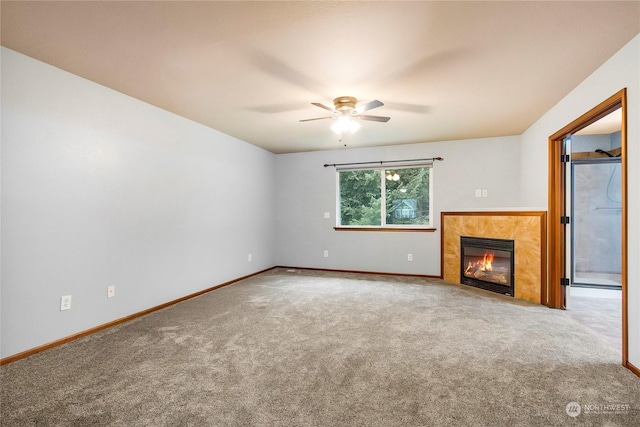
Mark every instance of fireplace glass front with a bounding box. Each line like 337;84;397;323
460;236;514;296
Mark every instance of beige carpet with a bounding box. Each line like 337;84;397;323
1;268;638;426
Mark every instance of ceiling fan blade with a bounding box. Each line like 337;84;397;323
311;102;335;112
384;102;431;114
300;116;334;122
245;48;324;94
248;103;308;114
357;114;390;123
355;100;383;114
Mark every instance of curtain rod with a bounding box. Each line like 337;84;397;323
323;157;443;168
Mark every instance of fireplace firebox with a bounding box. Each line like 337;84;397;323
460;236;514;296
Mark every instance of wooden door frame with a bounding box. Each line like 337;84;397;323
547;88;628;366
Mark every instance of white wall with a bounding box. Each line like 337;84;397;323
275;136;522;275
520;34;640;367
3;33;638;367
572;132;620;153
0;48;276;358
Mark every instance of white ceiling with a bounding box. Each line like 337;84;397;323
2;1;638;154
574;108;622;136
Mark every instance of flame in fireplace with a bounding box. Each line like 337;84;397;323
465;252;494;275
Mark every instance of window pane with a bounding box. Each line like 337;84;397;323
339;170;381;225
385;167;430;225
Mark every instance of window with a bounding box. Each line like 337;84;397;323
337;165;432;228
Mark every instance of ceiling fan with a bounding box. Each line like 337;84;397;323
300;96;390;133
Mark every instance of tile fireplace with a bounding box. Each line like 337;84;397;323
441;211;546;303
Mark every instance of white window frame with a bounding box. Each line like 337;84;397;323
335;163;434;229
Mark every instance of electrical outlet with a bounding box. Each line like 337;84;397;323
475;189;482;197
323;250;329;258
408;253;413;261
248;254;252;262
482;189;488;197
60;295;72;311
107;285;115;298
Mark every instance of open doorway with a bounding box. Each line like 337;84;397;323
547;89;628;366
567;110;622;351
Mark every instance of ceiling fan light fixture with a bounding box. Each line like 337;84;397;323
331;115;361;134
302;96;388;132
333;96;357;112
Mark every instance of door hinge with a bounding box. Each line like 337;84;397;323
561;278;570;287
560;216;570;224
561;154;570;163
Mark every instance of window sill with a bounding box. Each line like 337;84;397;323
334;227;436;232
